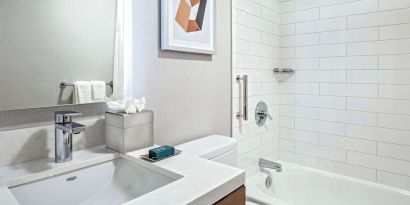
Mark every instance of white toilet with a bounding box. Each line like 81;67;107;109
178;136;260;204
176;135;237;167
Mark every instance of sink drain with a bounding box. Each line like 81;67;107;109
66;176;77;182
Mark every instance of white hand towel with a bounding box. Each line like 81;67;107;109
107;99;137;114
107;100;126;113
133;97;146;112
91;81;107;102
125;100;137;114
73;81;92;104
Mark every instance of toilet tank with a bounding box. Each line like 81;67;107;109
176;135;237;167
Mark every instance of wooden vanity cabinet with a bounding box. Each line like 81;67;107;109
214;185;245;205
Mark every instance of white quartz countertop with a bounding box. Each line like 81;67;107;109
0;145;245;205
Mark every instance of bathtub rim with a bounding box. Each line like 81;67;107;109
246;160;410;200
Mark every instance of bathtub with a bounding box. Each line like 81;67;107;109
246;161;410;205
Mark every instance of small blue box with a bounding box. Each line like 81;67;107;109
149;145;175;160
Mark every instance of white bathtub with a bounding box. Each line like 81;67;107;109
246;161;410;205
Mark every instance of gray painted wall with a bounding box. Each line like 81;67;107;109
0;0;232;160
132;0;232;145
0;0;116;111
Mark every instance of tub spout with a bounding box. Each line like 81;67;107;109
259;158;282;172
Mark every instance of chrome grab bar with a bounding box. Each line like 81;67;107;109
236;75;248;121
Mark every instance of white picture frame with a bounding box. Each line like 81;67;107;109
161;0;216;54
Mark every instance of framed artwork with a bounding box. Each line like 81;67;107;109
161;0;216;54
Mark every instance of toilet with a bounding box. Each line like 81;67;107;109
176;135;237;167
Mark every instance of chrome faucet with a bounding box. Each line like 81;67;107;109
259;158;282;172
55;111;86;163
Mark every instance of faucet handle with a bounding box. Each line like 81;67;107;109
55;111;82;124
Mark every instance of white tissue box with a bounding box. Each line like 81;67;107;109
105;111;154;153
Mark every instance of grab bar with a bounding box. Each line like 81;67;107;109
236;75;248;121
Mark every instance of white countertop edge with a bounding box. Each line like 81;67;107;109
188;171;246;205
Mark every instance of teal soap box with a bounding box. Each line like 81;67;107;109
149;145;175;160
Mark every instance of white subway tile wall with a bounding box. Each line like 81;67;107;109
277;0;410;190
232;0;280;176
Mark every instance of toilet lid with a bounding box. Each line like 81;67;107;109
176;135;237;160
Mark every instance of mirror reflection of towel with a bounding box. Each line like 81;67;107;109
73;81;92;104
91;81;107;102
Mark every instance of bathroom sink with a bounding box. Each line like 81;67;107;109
9;158;181;205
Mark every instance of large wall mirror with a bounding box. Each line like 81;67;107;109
0;0;118;111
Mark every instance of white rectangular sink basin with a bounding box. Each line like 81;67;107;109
9;158;181;205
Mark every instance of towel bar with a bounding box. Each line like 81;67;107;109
60;81;114;89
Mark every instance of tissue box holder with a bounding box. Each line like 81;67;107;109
105;111;154;153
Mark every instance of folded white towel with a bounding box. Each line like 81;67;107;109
91;81;107;102
107;97;146;114
73;81;92;104
107;100;135;114
133;97;146;112
125;100;137;114
107;101;125;112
